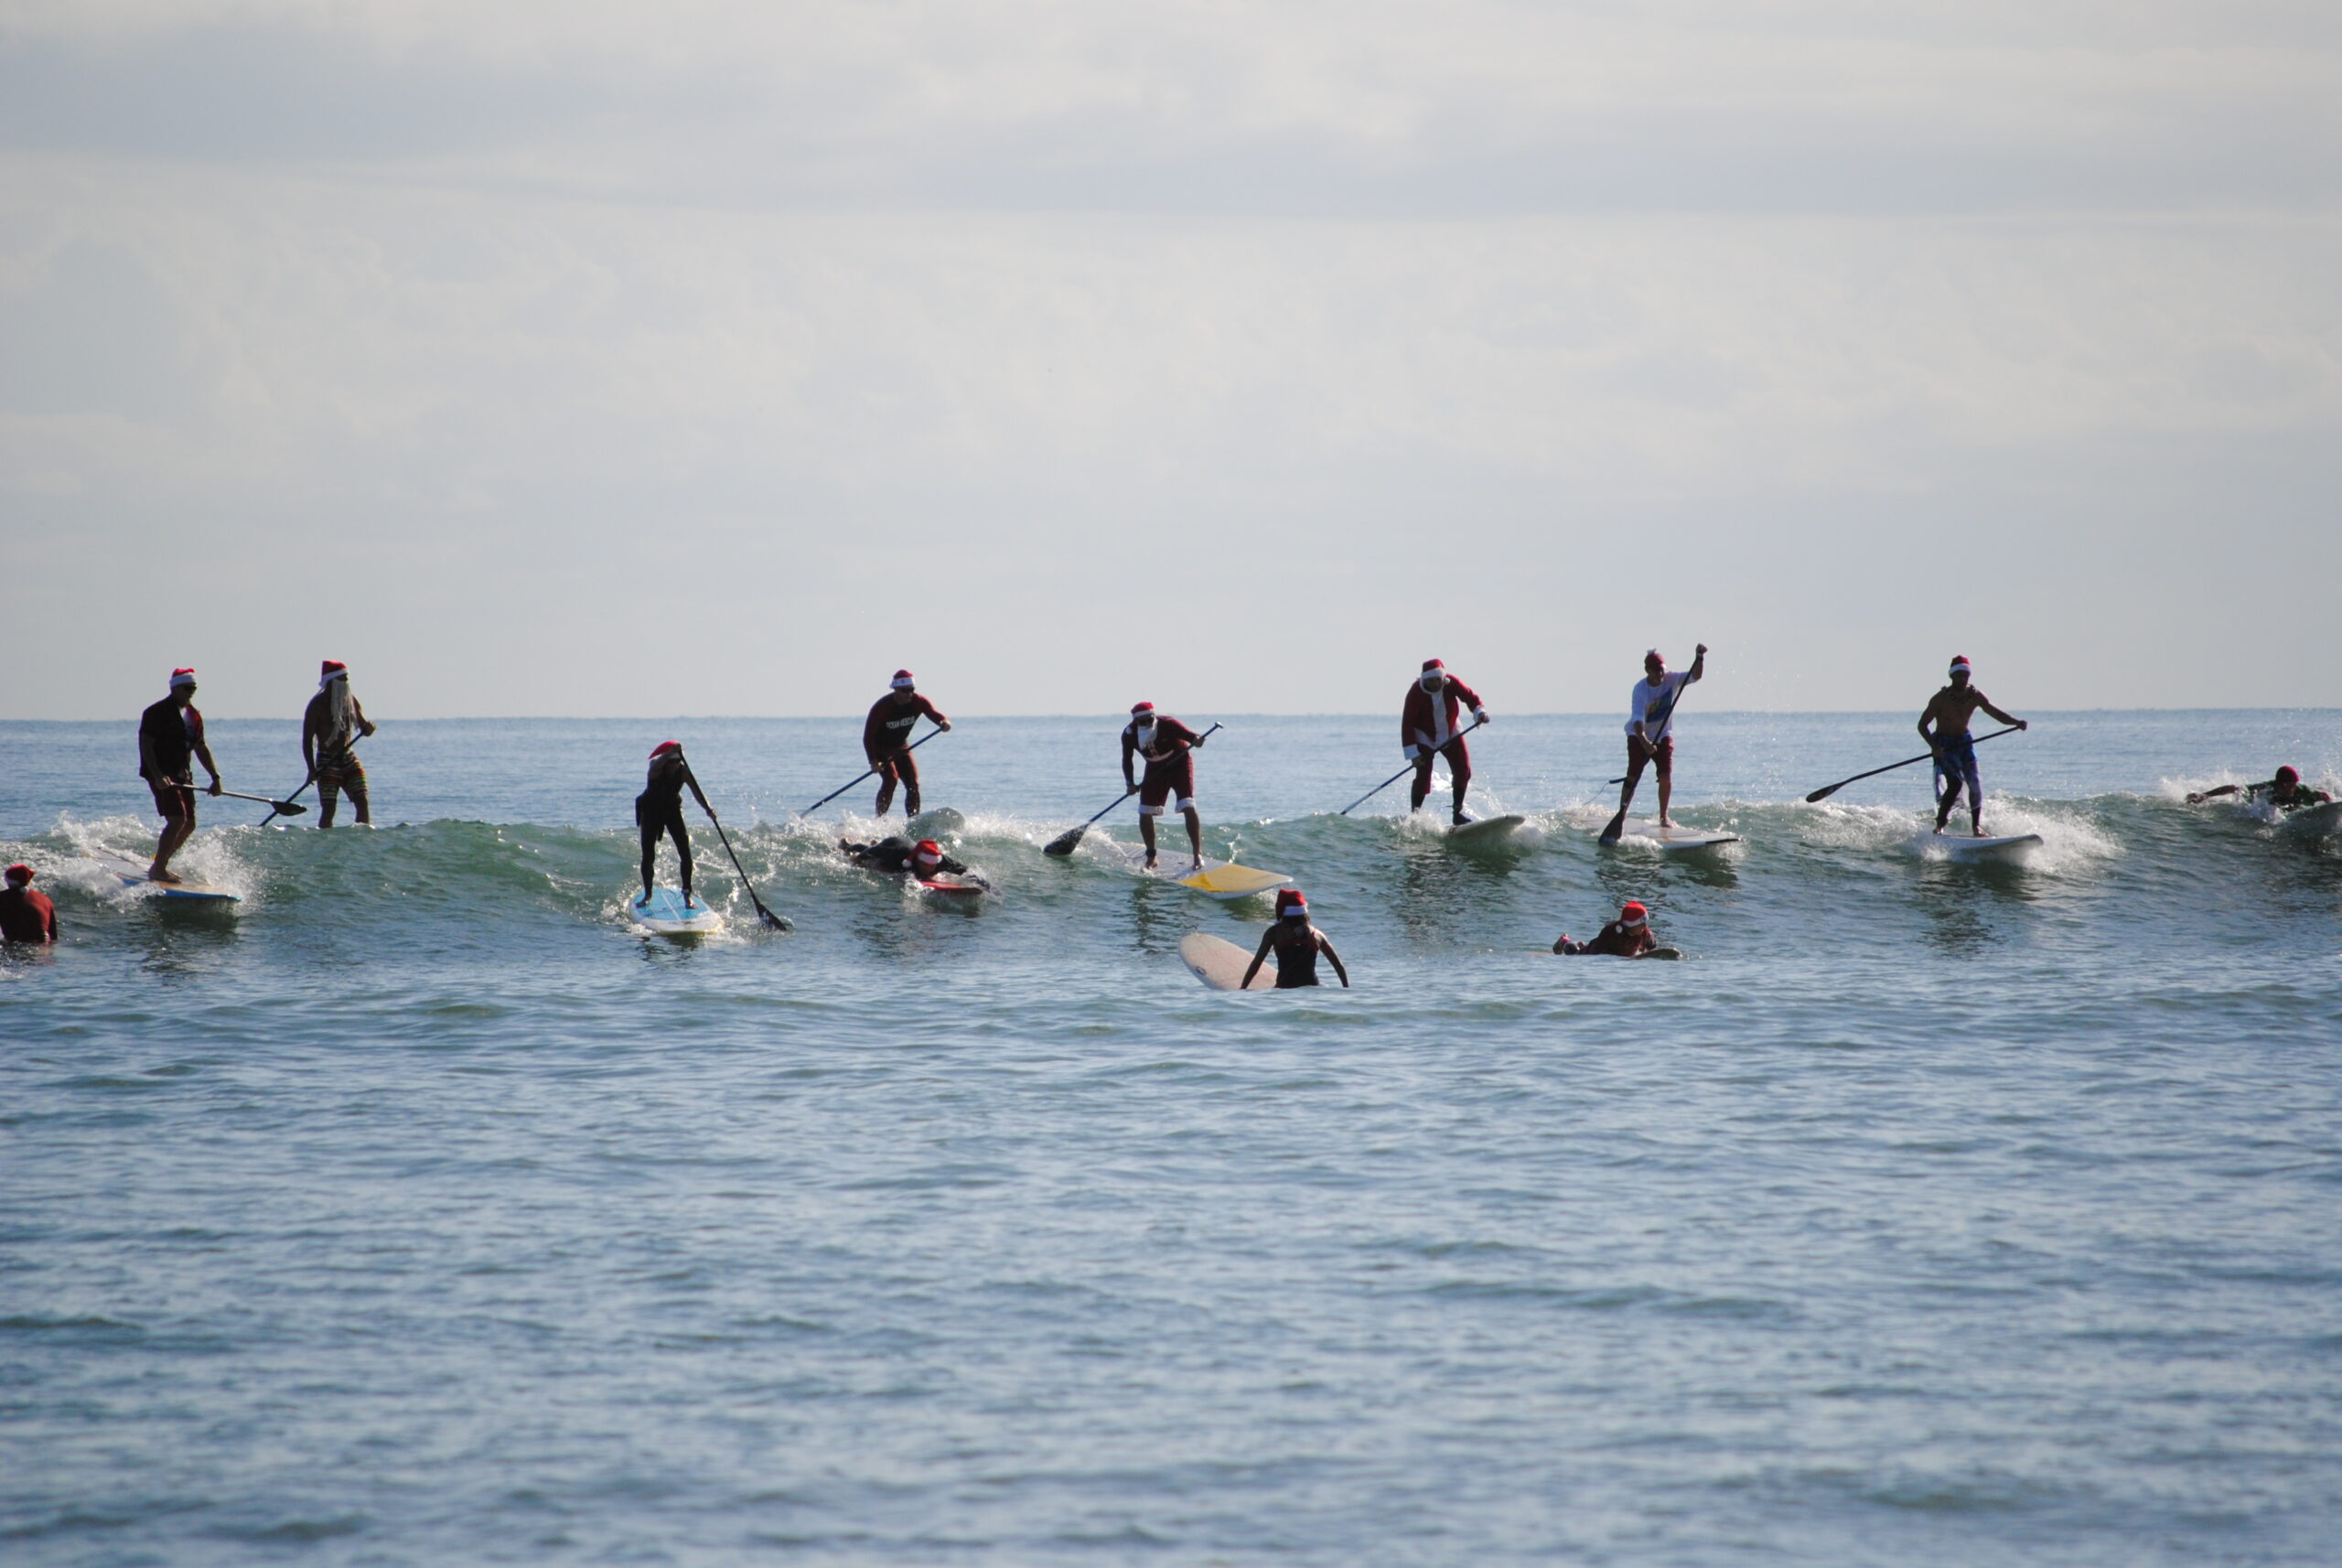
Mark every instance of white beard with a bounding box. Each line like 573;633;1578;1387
323;681;355;746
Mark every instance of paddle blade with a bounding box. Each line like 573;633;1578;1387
1803;783;1842;803
1043;827;1085;857
757;906;793;932
1598;810;1628;843
274;800;308;816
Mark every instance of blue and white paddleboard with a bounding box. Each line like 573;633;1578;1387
87;847;240;903
628;886;725;936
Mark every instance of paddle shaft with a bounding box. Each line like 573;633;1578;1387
1803;725;2023;803
212;787;308;814
1340;718;1486;816
799;726;943;816
703;806;791;931
1046;723;1222;855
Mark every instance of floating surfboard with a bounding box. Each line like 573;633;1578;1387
1606;819;1740;854
1930;832;2044;863
2279;800;2342;838
86;847;239;903
907;807;966;838
918;876;985;902
1180;931;1276;990
628;886;725;936
1448;814;1528;844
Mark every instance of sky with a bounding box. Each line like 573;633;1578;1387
3;0;2337;719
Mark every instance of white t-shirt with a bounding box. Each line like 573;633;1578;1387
1627;672;1691;740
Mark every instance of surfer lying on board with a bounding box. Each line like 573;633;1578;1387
1123;702;1209;870
1403;659;1490;824
1241;889;1350;990
1617;644;1704;831
2187;766;2332;811
1554;900;1660;957
1919;656;2028;836
1;865;57;945
636;741;714;910
137;668;223;884
302;660;377;828
865;670;951;817
839;836;991;888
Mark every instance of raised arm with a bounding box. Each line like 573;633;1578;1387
1686;642;1708;683
1241;929;1275;990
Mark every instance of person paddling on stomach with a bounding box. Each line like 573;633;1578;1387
1614;644;1705;833
1402;659;1490;824
864;670;951;818
1554;899;1661;957
2188;766;2332;811
136;668;223;884
1242;888;1350;990
1122;702;1209;871
637;741;715;910
0;865;57;944
302;660;377;828
839;836;989;887
1918;655;2028;836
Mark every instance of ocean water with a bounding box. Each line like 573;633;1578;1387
4;710;2339;1567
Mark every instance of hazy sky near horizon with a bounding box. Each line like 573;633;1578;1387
3;1;2337;719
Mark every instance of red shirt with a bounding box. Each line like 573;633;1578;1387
0;886;57;944
1122;714;1202;782
864;693;946;762
1401;675;1484;752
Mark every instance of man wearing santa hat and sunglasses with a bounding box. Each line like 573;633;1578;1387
1122;701;1209;870
302;660;378;827
1918;655;2028;837
1402;659;1490;825
136;667;224;884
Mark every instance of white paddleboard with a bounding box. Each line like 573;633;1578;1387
1606;819;1740;854
1930;832;2044;863
1448;814;1527;844
87;847;239;903
1180;931;1276;991
628;886;725;936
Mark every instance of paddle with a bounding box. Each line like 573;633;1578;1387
1600;666;1700;843
1339;718;1486;816
702;804;792;931
1045;723;1222;856
214;787;309;818
798;726;944;817
1802;725;2024;804
257;779;314;825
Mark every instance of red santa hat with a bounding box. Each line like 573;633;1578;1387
318;659;349;690
2276;765;2301;784
1131;701;1155;716
648;740;682;758
4;864;31;884
1276;887;1308;917
1949;655;1972;675
1644;648;1665;668
168;667;197;689
915;839;943;865
1422;659;1445;672
891;670;916;690
1619;901;1649;927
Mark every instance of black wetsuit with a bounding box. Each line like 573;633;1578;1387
843;836;969;877
1267;922;1323;988
637;756;696;894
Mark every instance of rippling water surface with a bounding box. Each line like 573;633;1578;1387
5;712;2339;1565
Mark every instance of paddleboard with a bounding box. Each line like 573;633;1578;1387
1606;819;1740;854
2279;800;2342;839
1180;931;1276;991
86;847;239;903
628;886;725;936
918;876;986;902
1930;832;2044;864
907;807;966;838
1095;839;1292;900
1448;814;1527;844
